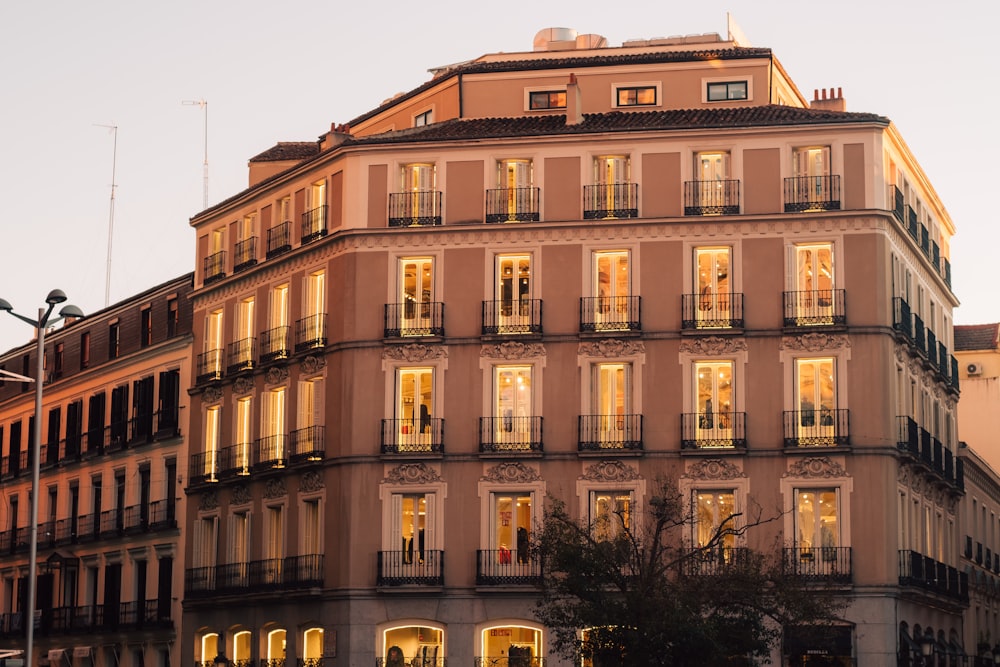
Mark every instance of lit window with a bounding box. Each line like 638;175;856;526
529;90;566;110
591;490;633;541
616;85;657;106
707;81;748;101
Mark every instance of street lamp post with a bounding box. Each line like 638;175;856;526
0;290;83;667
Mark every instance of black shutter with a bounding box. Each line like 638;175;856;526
133;376;154;443
157;370;180;436
156;556;173;620
110;385;128;448
46;407;60;465
103;563;121;629
87;392;106;454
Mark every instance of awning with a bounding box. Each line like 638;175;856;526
899;627;920;653
47;649;65;662
73;647;93;658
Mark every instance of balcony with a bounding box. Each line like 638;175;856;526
898;550;968;602
381;418;444;455
681;292;744;329
203;250;227;285
377;549;444;586
782;289;846;327
219;443;252;478
254;434;288;470
476;549;541;585
189;451;220;485
920;224;930;257
912;313;926;355
891;185;904;224
234;237;258;272
301;204;328;243
583;183;638;219
185;554;324;597
681;547;751;576
579;296;640;332
683;179;740;215
295;314;327;353
479;416;543;453
927;330;938;368
196;349;223;384
906;205;918;240
22;599;172;637
99;508;125;537
267;221;292;258
578;414;643;452
681;412;746;450
783;175;841;212
474;659;543;667
897;416;919;457
389;191;442;227
482;299;542;335
783;546;852;583
227;337;257;375
384;302;445;338
290;425;326;463
782;409;849;447
486;187;540;223
260;325;291;364
893;297;912;340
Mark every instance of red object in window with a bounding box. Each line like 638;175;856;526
499;546;511;564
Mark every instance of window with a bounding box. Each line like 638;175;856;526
590;250;632;330
263;283;290;362
694;247;733;327
234;396;252;475
490;492;533;565
302;498;322;555
232;296;255;372
528;90;566;110
80;332;90;370
303;628;324;663
305;270;325;318
295;377;324;459
398;258;434;335
206;309;223;353
480;625;542;665
167;298;178;338
259;387;286;467
488;159;537;223
54;342;64;378
233;631;252;666
616;85;657;107
414;109;432;127
231;510;251;567
586;155;635;219
794;357;837;444
395;367;434;449
383;625;444;666
787;146;838;211
393;163;438;225
304;180;327;241
391;492;435;564
299;270;326;350
584;362;636;449
108;322;120;359
695;490;736;549
591;490;633;541
494;254;534;333
694;361;735;446
687;151;738;216
203;405;221;482
493;365;534;446
706;81;748;101
140;308;152;347
264;505;285;584
795;488;840;554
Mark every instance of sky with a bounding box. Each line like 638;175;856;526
0;0;996;353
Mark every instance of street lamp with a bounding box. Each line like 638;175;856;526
918;631;934;666
992;642;1000;665
0;290;83;667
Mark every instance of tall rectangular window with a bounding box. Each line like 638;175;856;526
695;490;736;549
391;492;435;564
395;368;433;448
166;298;179;338
591;490;633;542
793;243;835;324
495;254;533;332
694;360;734;445
592;250;631;330
303;499;322;555
398;258;434;334
794;488;839;552
305;270;325;318
204;406;221;481
237;297;254;342
80;332;91;370
694;247;732;328
140;307;152;347
494;365;533;445
491;492;533;564
108;322;120;359
231;511;251;565
795;357;836;442
235;396;253;475
592;362;631;444
261;387;286;466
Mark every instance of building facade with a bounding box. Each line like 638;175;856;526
181;28;962;666
0;274;194;666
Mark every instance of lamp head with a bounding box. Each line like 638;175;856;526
59;305;84;319
0;298;11;312
45;289;68;305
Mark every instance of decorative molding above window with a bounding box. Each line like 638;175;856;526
580;460;640;483
682;458;745;481
780;333;851;352
231;485;252;506
383;343;448;363
383;462;442;485
301;355;327;374
300;470;325;492
203;386;223;403
233;376;254;395
578;339;645;358
481;461;541;484
199;491;219;511
480;341;546;360
679;336;747;356
783;457;849;479
264;477;287;499
265;366;289;385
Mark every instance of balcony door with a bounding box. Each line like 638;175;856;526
695;361;733;445
795;243;834;324
594;251;630;329
390;492;436;572
695;490;736;550
402;163;436;219
794;488;839;557
594;363;630;443
490;492;533;567
695;247;731;327
499;159;532;217
594;155;630;213
795;358;836;441
696;151;730;209
494;366;533;445
496;255;532;331
792;146;832;205
396;368;433;449
399;258;434;335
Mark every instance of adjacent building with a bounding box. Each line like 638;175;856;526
180;25;963;666
0;274;194;666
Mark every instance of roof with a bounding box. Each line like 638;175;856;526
349;46;773;127
249;141;320;163
955;323;1000;351
193;104;888;220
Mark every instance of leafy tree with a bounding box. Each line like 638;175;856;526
532;479;845;667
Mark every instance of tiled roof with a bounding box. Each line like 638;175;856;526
249;142;319;163
955;323;1000;351
349;46;772;127
349;106;889;145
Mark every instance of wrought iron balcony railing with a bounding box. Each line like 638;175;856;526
474;658;544;667
906;205;918;240
683;179;740;215
254;434;288;470
912;313;926;355
476;549;541;585
389;191;442;226
189;450;220;485
479;417;543;453
267;221;292;258
196;348;224;384
185;554;324;596
234;236;258;272
260;325;291;364
782;289;846;327
377;549;444;586
783;175;841;212
783;409;849;447
893;297;912;340
579;296;640;332
290;425;325;463
681;546;752;576
227;337;257;375
379;658;446;667
783;546;852;583
381;418;444;454
583;183;638;219
384;302;445;338
301;205;328;243
482;299;542;335
203;250;227;284
295;313;327;352
891;185;904;224
578;414;643;451
681;412;746;449
682;292;744;329
898;550;968;602
219;443;252;478
486;187;540;223
897;416;919;456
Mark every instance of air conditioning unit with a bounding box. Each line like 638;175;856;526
967;362;984;376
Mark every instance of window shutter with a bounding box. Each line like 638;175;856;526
390;494;403;552
423;493;436;550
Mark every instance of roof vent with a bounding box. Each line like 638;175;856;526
533;27;578;51
575;33;607;49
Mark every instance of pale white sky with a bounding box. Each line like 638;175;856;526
0;0;995;352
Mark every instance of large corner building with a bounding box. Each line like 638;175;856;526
181;27;963;666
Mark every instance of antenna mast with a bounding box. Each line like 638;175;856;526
95;123;119;308
183;99;209;208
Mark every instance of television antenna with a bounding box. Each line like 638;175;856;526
182;98;209;209
94;123;118;308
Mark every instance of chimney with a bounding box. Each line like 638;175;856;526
810;87;846;112
566;73;583;126
320;122;352;150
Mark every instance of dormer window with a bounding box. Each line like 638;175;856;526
706;81;748;102
528;90;566;110
615;85;657;107
414;109;433;127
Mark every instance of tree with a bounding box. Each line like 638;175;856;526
532;479;845;667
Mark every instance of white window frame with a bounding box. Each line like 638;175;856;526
379;481;447;554
611;81;661;109
524;86;567;112
701;76;753;103
780;472;853;550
